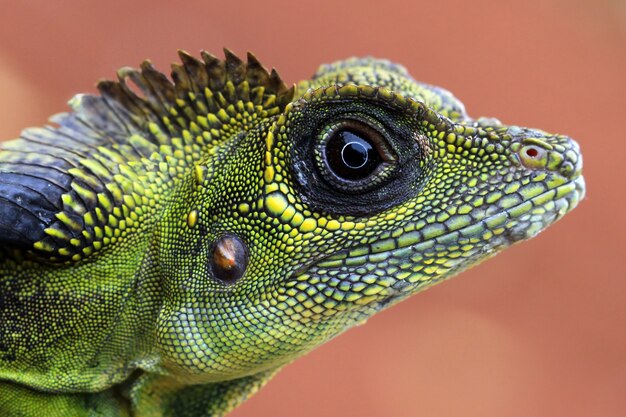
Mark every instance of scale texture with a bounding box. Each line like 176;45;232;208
0;50;584;416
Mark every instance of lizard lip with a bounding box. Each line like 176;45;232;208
294;175;586;283
500;174;585;243
278;176;585;324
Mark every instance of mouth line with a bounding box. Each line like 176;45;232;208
300;175;585;276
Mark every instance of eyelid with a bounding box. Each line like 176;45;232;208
320;114;397;159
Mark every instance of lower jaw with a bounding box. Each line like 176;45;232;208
381;175;586;302
286;175;586;316
332;175;585;305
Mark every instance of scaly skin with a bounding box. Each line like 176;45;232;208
0;50;584;416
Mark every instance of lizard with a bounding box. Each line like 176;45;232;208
0;49;585;417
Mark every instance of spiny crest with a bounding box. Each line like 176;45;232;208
0;50;295;264
97;48;295;131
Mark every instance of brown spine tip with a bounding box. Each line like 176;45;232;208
177;49;193;62
277;84;296;107
223;48;246;84
269;68;288;93
200;50;220;66
201;50;226;90
177;50;208;92
246;51;262;67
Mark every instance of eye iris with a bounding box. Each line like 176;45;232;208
326;129;381;180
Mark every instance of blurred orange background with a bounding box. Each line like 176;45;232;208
1;1;624;416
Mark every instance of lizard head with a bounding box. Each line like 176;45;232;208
154;53;585;381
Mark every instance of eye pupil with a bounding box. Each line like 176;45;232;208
341;137;370;169
325;128;381;180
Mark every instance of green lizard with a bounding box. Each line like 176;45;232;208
0;49;584;417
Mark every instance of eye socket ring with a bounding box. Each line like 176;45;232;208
316;117;397;193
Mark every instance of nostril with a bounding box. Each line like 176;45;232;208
519;144;548;169
517;137;582;179
525;147;539;158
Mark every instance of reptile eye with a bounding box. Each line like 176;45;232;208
318;118;395;192
325;128;381;180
